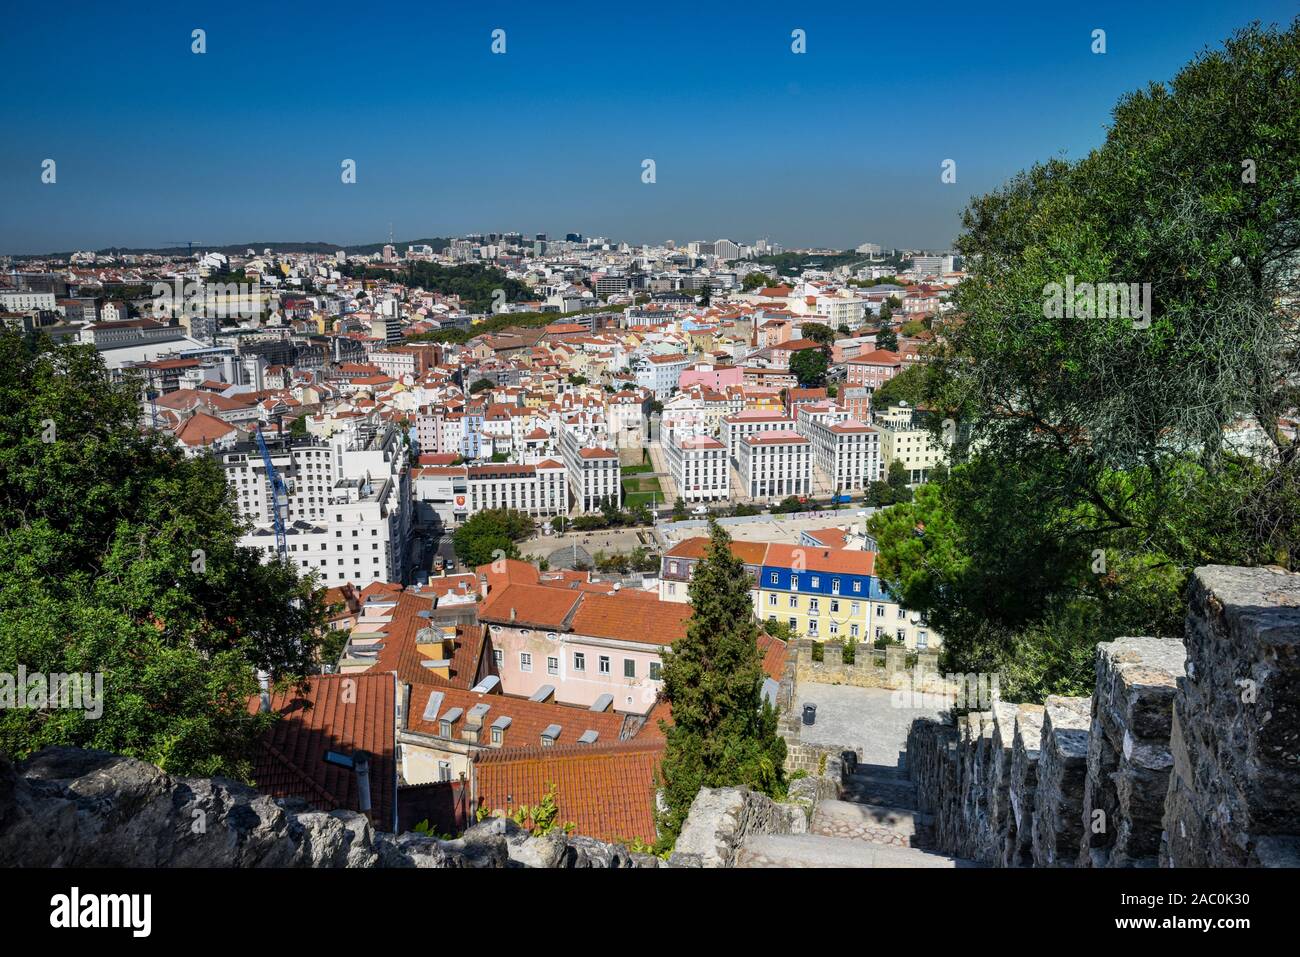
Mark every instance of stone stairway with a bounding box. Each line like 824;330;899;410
736;761;981;868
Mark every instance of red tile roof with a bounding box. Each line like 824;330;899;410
664;536;768;565
569;591;692;646
479;582;583;631
472;739;664;844
249;672;397;830
369;592;490;690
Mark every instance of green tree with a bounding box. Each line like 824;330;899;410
742;272;772;291
874;321;898;352
0;331;327;778
469;378;494;394
789;348;829;388
452;508;533;568
870;20;1300;701
871;363;930;410
656;519;786;845
798;322;835;347
671;499;687;521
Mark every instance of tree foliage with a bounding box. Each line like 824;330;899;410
656;519;785;846
452;508;533;568
0;332;328;778
789;347;829;388
871;20;1300;700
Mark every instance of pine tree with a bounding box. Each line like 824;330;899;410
656;518;786;845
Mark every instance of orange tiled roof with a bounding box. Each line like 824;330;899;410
249;672;397;830
408;684;628;751
569;591;691;646
369;593;489;690
471;739;664;844
663;536;769;566
763;543;876;576
479;582;583;631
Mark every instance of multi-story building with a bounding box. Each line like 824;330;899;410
466;460;568;517
874;403;948;485
220;423;411;587
665;427;728;503
757;544;936;650
737;431;811;501
845;349;903;391
721;410;797;464
0;290;58;312
657;537;941;651
657;537;767;606
801;415;882;491
633;352;690;399
560;428;620;512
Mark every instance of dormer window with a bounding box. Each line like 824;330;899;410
439;720;452;737
491;726;502;745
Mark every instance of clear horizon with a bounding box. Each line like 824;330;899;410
2;0;1294;254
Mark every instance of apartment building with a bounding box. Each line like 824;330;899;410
721;410;798;463
466;460;568;517
738;431;812;501
633;352;690;399
478;560;786;717
220;423;412;587
801;415;882;491
757;544;936;650
845;349;903;391
657;537;941;651
560;428;620;512
874;403;948;485
665;427;729;503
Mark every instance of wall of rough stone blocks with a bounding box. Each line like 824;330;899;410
1161;566;1300;867
791;639;944;691
903;565;1300;868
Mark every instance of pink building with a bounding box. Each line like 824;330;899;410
678;363;743;392
479;578;689;715
845;349;903;390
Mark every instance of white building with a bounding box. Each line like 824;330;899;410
665;427;728;503
0;290;58;312
561;428;621;512
738;431;811;501
721;411;797;464
634;353;690;400
874;404;948;485
801;417;882;491
466;460;568;517
220;423;412;587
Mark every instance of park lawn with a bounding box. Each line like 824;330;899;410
621;475;661;495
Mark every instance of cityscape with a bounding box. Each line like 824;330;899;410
0;0;1297;934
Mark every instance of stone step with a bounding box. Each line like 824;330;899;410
735;833;980;868
810;799;933;847
840;775;919;811
849;763;908;782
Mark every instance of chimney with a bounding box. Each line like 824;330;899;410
510;607;517;622
479;574;489;598
257;669;271;713
353;750;373;822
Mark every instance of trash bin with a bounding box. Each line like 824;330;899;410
802;704;817;726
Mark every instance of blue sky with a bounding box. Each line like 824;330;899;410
1;0;1294;254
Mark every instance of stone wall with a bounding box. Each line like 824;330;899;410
793;639;943;691
0;747;658;868
1079;634;1183;867
1162;565;1300;867
666;786;805;867
903;564;1300;869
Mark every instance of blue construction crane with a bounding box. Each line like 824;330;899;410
253;424;290;559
